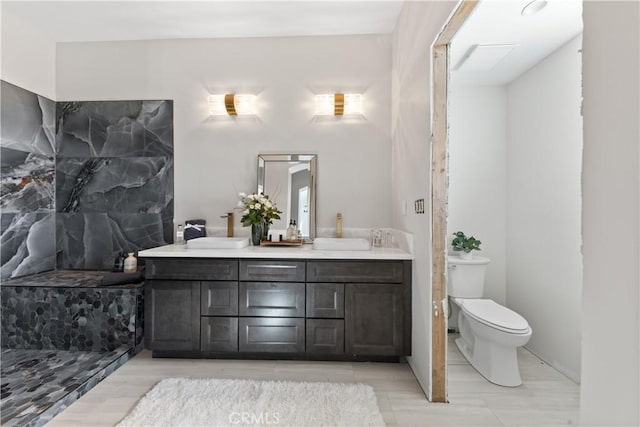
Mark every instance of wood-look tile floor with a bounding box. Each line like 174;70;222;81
47;334;580;426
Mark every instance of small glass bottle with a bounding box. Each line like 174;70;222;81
176;224;184;244
292;220;299;240
123;252;137;273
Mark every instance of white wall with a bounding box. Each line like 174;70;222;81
0;6;56;99
506;35;584;383
56;35;392;232
448;85;508;306
581;1;639;424
391;0;458;398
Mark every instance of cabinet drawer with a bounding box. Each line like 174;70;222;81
307;261;404;283
239;317;305;353
306;283;344;318
146;259;238;281
239;282;305;317
201;317;238;352
306;319;344;354
240;260;305;282
201;282;238;316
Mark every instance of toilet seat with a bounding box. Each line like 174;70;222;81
457;299;530;334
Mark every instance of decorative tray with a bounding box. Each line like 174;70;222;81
260;239;304;247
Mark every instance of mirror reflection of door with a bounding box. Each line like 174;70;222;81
288;164;310;234
297;186;309;236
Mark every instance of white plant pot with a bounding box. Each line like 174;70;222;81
459;251;473;260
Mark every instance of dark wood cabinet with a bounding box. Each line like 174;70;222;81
240;282;305;317
306;283;344;318
201;317;238;352
239;317;305;353
240;260;305;282
345;283;403;356
144;257;411;360
201;281;239;316
306;318;344;354
307;260;403;283
147;280;200;351
147;259;237;281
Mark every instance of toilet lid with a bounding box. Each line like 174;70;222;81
460;299;530;333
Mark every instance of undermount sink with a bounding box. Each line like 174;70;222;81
312;237;371;251
186;237;249;249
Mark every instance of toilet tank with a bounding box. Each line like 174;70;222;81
447;256;491;298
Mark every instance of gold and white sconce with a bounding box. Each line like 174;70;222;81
314;93;363;116
208;94;256;116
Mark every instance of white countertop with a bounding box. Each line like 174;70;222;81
138;243;413;260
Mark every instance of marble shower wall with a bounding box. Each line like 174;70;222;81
1;80;174;276
1;81;56;279
56;100;174;270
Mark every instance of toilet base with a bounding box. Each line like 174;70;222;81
455;335;524;387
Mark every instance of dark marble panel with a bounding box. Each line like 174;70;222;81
56;100;173;158
1;213;55;280
0;81;56;157
1;148;54;212
1;285;143;352
0;347;132;427
57;212;170;270
56;156;173;213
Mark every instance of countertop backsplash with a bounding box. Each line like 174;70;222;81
200;226;414;254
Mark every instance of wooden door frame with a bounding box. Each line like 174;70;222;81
430;0;479;403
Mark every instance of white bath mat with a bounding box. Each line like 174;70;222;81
117;378;385;427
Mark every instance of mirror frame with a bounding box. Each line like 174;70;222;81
257;154;317;242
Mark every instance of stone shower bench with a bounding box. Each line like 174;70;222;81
0;270;144;427
1;269;144;352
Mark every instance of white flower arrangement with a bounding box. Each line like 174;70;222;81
237;192;282;226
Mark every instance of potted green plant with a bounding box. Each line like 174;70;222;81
451;231;481;260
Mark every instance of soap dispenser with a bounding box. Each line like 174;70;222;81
286;220;294;240
123;253;138;273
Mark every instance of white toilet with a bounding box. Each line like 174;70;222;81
448;256;532;387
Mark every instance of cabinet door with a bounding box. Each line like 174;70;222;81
201;282;238;316
201;317;238;352
306;319;344;354
148;280;200;351
345;283;403;356
239;282;305;317
238;317;305;353
306;283;344;318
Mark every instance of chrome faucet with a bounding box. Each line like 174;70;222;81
221;212;234;237
336;213;343;238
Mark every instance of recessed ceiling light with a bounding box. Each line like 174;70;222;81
521;0;548;16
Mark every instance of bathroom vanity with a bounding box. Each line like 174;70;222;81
139;245;412;361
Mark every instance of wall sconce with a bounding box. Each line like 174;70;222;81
314;93;362;116
208;94;256;116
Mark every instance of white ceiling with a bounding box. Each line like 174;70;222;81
2;0;582;85
1;1;405;42
450;0;583;85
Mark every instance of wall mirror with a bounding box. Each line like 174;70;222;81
257;154;316;242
